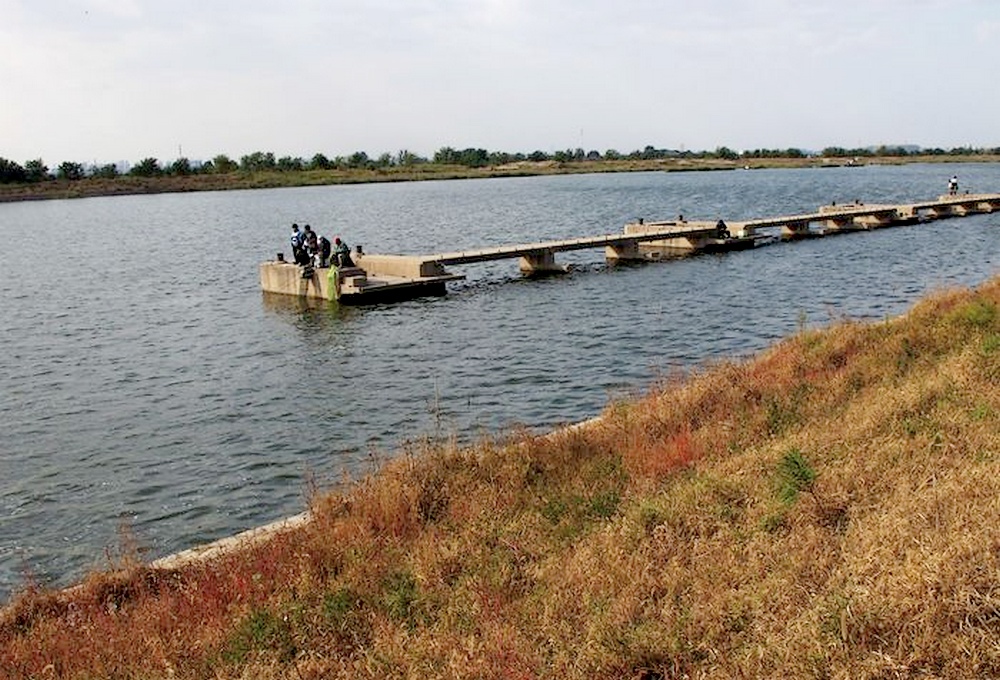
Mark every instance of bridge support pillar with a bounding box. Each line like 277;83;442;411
952;201;983;216
605;239;643;262
518;249;566;274
780;220;811;239
822;217;855;233
853;212;897;229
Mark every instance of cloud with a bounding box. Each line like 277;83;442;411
976;19;1000;42
2;0;998;163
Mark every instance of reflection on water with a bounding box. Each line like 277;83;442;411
1;164;999;600
261;290;363;321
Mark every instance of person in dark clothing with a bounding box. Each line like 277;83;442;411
302;225;319;264
318;235;331;267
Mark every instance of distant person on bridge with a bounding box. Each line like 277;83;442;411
949;175;959;195
334;237;355;267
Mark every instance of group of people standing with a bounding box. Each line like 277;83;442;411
289;223;354;268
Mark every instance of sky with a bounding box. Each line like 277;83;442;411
2;0;999;166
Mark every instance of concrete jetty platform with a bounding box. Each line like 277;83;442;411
259;260;464;304
260;193;1000;304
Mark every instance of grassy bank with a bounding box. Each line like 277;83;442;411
3;154;999;203
3;277;1000;678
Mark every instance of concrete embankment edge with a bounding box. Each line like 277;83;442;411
147;416;606;572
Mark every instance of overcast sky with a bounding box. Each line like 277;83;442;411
2;0;998;165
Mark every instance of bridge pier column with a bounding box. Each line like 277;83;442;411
926;206;953;219
822;217;854;233
605;239;643;262
780;220;811;239
518;249;566;274
952;201;982;216
853;212;897;229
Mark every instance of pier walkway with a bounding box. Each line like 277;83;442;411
430;222;721;271
260;193;1000;302
735;193;1000;238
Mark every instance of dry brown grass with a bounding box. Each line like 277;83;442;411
3;278;1000;679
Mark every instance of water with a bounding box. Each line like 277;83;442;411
2;163;999;601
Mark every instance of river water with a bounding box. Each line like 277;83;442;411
2;163;999;601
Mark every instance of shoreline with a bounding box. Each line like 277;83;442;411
2;155;999;203
145;416;604;575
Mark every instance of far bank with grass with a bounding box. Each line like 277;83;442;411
3;154;1000;203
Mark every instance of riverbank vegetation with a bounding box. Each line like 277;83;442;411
2;144;1000;202
3;274;1000;678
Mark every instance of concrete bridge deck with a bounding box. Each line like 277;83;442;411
732;193;1000;238
429;222;722;268
260;192;1000;302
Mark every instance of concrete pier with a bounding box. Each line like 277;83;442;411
259;259;463;303
730;194;1000;239
260;193;1000;304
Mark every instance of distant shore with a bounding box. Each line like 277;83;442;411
3;154;999;203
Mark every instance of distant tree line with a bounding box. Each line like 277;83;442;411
2;144;1000;184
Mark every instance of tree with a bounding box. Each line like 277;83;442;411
604;149;621;161
640;145;662;160
433;146;458;164
0;157;27;183
57;161;85;180
131;157;162;177
276;156;304;171
240;151;276;172
309;153;334;170
395;149;424;167
456;148;489;167
714;146;739;161
90;163;119;179
24;159;50;182
347;151;370;169
211;154;238;173
169;157;192;175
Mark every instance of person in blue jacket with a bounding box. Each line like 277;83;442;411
289;223;309;265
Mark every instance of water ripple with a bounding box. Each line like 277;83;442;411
1;165;999;600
